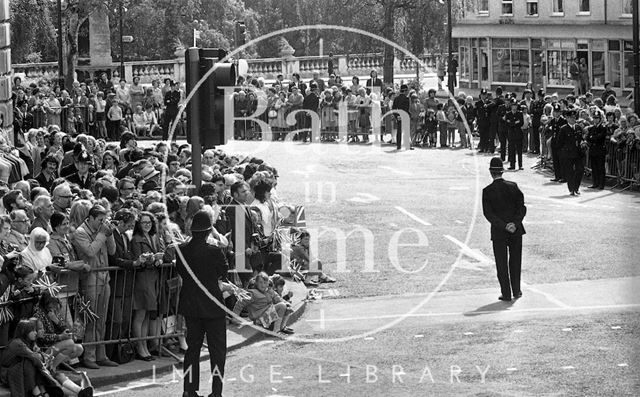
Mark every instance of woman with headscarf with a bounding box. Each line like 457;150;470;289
21;228;52;274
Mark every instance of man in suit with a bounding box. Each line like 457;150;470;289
106;209;140;360
482;157;527;302
225;181;258;278
504;99;524;170
177;210;230;397
392;84;410;150
162;81;181;140
475;89;490;152
585;111;608;190
547;104;566;182
301;82;320;142
557;109;585;196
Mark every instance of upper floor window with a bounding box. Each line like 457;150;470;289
579;0;590;13
478;0;489;14
553;0;564;14
622;0;632;17
502;0;513;15
526;0;539;16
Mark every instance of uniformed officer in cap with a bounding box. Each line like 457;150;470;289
504;99;524;170
475;89;491;152
392;84;410;150
547;103;566;182
585;111;608;189
482;157;527;301
177;210;230;397
557;108;585;195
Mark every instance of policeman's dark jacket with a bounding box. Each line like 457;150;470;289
504;110;524;139
164;90;181;116
547;115;566;148
585;123;608;157
475;98;489;125
482;179;527;241
176;239;229;319
557;122;584;159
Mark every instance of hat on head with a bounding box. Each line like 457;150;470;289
480;88;488;95
76;151;91;164
523;89;532;95
563;108;577;118
489;157;504;172
139;165;160;180
190;210;212;232
552;104;562;113
400;84;408;92
141;180;160;193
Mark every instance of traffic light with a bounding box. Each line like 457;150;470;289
235;21;246;47
186;48;237;148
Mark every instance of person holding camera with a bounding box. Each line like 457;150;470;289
72;204;118;369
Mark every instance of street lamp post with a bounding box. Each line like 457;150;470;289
56;0;64;90
447;0;454;95
119;0;124;80
633;0;639;115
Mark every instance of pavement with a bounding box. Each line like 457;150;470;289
0;280;309;396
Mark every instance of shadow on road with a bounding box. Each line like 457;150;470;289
463;300;514;317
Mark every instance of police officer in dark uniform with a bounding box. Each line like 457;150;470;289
482;157;527;302
585;111;608;190
504;99;524;170
177;210;230;397
162;81;181;141
475;89;491;152
547;104;566;182
487;87;505;155
530;89;546;154
557;109;585;195
496;92;509;161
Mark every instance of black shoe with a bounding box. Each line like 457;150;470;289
519;167;524;170
135;353;153;362
574;190;580;195
550;178;560;182
514;292;523;299
587;185;597;189
183;392;201;397
558;179;567;183
498;295;512;302
570;191;576;196
598;186;605;190
507;167;515;170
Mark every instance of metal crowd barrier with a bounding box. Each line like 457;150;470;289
584;140;640;191
1;263;184;362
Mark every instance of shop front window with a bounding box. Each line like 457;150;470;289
624;41;634;88
591;51;605;87
511;50;530;83
608;52;621;88
547;50;573;86
460;46;470;80
492;49;511;83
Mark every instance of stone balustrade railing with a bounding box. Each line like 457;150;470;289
12;52;446;86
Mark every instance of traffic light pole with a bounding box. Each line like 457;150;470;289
187;48;202;192
633;0;639;115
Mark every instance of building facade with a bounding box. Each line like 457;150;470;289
452;0;634;95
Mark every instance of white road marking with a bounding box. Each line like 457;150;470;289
513;329;524;333
364;336;375;340
395;206;432;226
303;303;640;323
348;192;381;203
454;220;465;224
562;328;572;332
521;281;571;309
414;334;424;338
444;235;495;265
611;326;622;330
463;332;474;335
379;165;412;176
618;363;628;367
506;368;518;371
561;366;575;370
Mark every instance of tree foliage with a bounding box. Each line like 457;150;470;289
10;0;459;65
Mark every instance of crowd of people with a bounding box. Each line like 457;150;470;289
1;73;341;394
12;73;187;144
231;70;638;188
